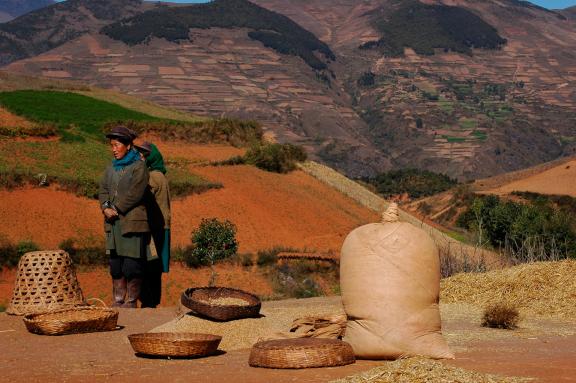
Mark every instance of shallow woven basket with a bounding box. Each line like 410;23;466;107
249;338;356;369
23;306;119;336
7;250;84;315
128;333;222;358
181;287;261;321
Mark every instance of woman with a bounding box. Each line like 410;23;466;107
98;126;150;308
136;141;171;308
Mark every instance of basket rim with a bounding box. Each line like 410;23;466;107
128;332;223;341
182;286;260;305
23;306;118;322
253;338;351;351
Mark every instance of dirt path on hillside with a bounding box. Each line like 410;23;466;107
1;299;575;382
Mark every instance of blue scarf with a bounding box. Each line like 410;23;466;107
112;148;140;171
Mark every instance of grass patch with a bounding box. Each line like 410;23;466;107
444;136;466;143
438;100;455;113
0;90;162;137
472;130;488;140
459;119;477;130
0;138;220;198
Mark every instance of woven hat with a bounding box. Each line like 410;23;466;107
7;250;85;316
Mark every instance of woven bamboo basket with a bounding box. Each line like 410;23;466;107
23;306;119;335
181;287;261;321
7;250;85;315
249;338;356;369
128;333;222;358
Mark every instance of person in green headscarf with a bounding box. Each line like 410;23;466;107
135;141;171;308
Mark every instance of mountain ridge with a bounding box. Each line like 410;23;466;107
1;0;575;180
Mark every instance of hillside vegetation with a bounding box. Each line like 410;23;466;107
102;0;335;70
361;169;457;199
362;0;507;56
0;90;240;197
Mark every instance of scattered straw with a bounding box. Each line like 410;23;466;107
151;296;344;351
331;357;530;383
441;260;576;319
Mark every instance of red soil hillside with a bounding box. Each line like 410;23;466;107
474;157;576;197
0;140;378;253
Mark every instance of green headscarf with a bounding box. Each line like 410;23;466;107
146;143;167;174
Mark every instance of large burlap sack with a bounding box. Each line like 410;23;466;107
340;203;454;359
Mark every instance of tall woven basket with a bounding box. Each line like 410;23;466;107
6;250;85;316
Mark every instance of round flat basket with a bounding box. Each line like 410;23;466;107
23;306;119;336
249;338;356;369
181;287;261;321
128;333;222;358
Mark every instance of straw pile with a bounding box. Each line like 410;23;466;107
151;296;344;351
331;357;529;383
441;260;576;319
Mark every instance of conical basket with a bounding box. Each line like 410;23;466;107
6;250;85;315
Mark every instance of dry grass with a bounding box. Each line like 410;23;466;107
441;260;576;319
481;303;520;329
331;357;530;383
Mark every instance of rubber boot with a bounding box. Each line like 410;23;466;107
112;278;127;307
122;278;142;308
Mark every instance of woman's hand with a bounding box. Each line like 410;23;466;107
103;208;119;220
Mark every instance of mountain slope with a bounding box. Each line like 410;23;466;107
2;0;576;180
0;0;54;21
0;0;145;65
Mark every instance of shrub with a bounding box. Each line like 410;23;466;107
245;143;307;173
0;240;18;269
361;168;457;199
0;239;41;269
111;118;263;147
173;245;204;268
237;253;254;267
58;238;106;266
188;218;238;285
481;303;519;329
269;263;323;299
16;240;39;256
456;195;576;260
0;303;5;312
256;249;279;267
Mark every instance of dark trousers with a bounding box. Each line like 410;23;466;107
141;259;162;308
109;252;146;280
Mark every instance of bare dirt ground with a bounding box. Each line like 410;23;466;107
481;159;576;197
0;106;33;128
0;141;378;253
1;298;575;382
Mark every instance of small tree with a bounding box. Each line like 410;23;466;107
190;218;238;286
